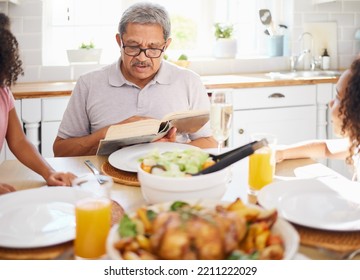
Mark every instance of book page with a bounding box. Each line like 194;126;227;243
162;109;209;122
105;119;162;140
170;114;209;134
98;109;209;155
96;131;167;155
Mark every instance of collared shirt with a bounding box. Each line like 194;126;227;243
0;87;14;151
58;59;212;142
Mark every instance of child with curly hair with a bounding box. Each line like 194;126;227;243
0;13;76;195
276;57;360;180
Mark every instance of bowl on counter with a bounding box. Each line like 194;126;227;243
137;165;231;204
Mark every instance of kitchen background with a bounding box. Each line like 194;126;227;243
0;0;360;83
1;0;359;178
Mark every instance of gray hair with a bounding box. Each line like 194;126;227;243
118;2;171;41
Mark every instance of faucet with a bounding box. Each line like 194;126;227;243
291;49;311;71
290;32;313;71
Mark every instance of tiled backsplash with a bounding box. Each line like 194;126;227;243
1;0;359;82
292;0;360;70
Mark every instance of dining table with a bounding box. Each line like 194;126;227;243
0;154;359;260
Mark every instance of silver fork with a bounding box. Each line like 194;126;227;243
84;160;106;184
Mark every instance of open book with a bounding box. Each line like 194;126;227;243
96;109;209;155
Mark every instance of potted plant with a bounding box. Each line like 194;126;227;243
66;41;102;64
172;53;190;68
164;53;190;68
213;23;237;58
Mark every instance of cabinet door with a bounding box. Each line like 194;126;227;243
42;97;70;122
231;106;317;147
41;122;61;158
233;85;316;110
41;97;70;157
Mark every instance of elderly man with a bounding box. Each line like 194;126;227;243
54;2;216;156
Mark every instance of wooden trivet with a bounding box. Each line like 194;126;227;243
0;200;125;260
293;223;360;253
101;161;140;187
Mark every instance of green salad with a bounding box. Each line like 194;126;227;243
139;149;215;177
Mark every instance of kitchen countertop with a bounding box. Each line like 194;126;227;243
11;72;339;99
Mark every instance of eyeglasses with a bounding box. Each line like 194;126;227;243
122;42;166;58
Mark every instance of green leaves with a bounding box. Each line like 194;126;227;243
214;23;234;39
178;54;188;61
79;41;95;50
170;201;189;211
118;214;137;237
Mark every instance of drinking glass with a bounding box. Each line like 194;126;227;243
210;91;233;154
72;173;113;260
248;133;277;201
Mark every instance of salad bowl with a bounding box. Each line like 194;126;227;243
137;165;231;204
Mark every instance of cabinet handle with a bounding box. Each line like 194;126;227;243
238;128;244;134
268;93;285;98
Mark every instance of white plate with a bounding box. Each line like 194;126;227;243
258;177;360;231
108;142;198;172
0;187;93;248
106;199;299;260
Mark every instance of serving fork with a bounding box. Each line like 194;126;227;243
194;139;267;175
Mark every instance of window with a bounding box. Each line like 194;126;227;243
43;0;279;66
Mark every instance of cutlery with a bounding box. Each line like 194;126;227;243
84;160;106;184
194;139;268;175
314;247;360;260
210;140;257;161
344;249;360;259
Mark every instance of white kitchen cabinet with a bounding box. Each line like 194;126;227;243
41;97;70;157
227;85;317;147
232;106;317;146
22;98;41;152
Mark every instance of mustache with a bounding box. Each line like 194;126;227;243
131;60;152;67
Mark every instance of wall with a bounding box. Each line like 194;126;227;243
292;0;360;70
1;0;359;82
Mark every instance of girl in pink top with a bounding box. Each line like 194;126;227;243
0;18;76;195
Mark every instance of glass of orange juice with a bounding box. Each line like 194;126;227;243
248;133;277;201
72;173;113;259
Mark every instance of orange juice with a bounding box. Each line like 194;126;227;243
248;149;275;191
75;198;111;259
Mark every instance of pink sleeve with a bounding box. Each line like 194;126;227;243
0;87;15;150
5;87;15;112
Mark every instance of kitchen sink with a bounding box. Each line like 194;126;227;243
266;70;342;80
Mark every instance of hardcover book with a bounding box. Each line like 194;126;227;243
96;109;209;155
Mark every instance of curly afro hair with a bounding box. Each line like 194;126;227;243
339;58;360;165
0;28;24;87
0;12;10;30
